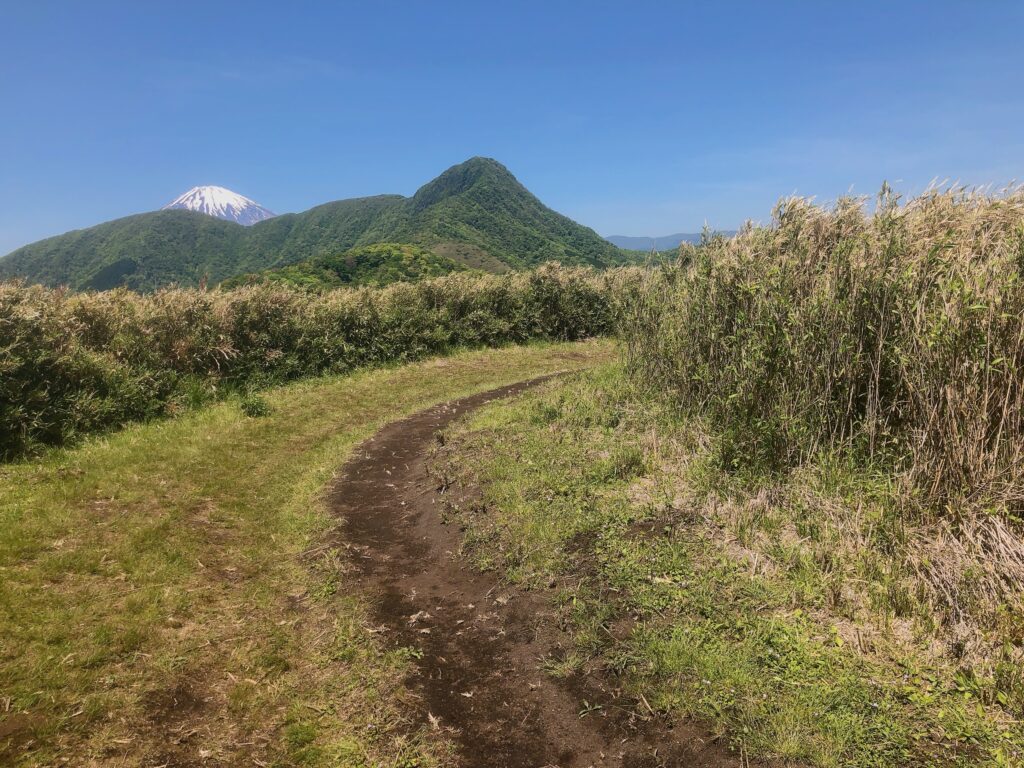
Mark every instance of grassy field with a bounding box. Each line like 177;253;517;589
434;364;1024;767
0;339;613;767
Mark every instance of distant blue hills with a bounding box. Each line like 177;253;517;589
604;231;736;251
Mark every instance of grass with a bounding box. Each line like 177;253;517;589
0;339;613;766
6;184;1023;766
433;363;1024;767
621;187;1024;516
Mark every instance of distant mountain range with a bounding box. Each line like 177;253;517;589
0;158;626;291
163;185;276;226
604;232;736;251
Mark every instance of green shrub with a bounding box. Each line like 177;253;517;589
239;392;271;418
0;264;637;460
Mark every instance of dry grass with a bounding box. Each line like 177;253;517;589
620;186;1024;626
623;185;1024;512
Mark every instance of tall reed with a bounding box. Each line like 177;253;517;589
622;186;1024;515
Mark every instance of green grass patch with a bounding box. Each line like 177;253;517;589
0;339;612;766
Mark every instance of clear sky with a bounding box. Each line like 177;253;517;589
2;1;1023;254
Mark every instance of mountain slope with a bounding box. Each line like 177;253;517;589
163;185;276;225
240;195;406;267
0;210;247;291
221;243;467;290
0;159;623;291
362;158;622;269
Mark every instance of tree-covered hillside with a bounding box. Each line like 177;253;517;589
0;158;626;291
355;158;623;269
0;210;246;291
221;243;467;290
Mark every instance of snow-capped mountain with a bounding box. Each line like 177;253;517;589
163;185;276;226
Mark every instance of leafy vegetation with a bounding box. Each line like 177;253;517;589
0;209;247;291
0;158;628;290
221;242;467;290
0;341;611;766
354;157;625;270
622;187;1024;513
0;264;633;460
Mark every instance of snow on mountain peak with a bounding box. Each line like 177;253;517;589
163;185;276;226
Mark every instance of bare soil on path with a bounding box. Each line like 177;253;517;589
331;379;745;768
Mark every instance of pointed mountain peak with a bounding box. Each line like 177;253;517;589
163;185;276;226
440;156;517;184
411;157;527;211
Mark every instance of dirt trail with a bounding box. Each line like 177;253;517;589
332;379;744;768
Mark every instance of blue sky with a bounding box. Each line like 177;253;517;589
2;1;1023;254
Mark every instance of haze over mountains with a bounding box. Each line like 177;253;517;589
0;158;625;292
604;232;736;251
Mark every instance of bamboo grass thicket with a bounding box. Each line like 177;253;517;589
621;186;1024;517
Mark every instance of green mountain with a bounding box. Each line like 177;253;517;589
0;158;624;291
221;243;467;290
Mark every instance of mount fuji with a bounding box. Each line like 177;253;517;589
163;185;276;226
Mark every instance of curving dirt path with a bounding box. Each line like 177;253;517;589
331;379;744;768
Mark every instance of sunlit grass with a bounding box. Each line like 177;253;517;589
0;339;613;766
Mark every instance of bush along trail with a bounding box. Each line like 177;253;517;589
0;341;610;767
0;264;636;461
332;378;743;768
